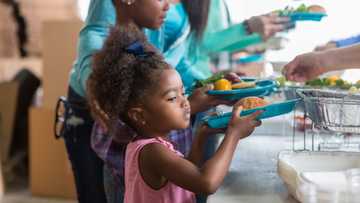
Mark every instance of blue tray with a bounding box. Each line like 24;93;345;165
205;99;300;129
207;80;277;100
288;12;327;22
237;54;264;64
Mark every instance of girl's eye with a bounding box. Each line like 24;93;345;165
167;97;177;102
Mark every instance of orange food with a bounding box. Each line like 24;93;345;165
308;5;326;13
326;75;340;86
239;97;268;110
232;82;256;89
214;79;232;90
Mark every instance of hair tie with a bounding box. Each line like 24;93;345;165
125;41;153;58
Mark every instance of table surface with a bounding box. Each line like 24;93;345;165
208;114;301;203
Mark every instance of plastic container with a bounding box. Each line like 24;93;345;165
278;151;360;202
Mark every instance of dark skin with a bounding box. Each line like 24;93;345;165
127;69;262;194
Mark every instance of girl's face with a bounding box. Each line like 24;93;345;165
129;0;170;29
139;69;191;133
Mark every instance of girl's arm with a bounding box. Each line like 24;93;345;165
186;125;225;167
140;104;262;194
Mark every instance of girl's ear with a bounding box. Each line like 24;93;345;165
127;107;146;126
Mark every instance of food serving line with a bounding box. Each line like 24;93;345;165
202;79;360;203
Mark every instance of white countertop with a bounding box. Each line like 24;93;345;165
208;114;299;203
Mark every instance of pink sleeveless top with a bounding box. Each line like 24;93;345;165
124;137;195;203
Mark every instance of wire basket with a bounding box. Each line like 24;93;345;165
297;89;360;134
283;86;306;111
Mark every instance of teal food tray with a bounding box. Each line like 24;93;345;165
205;99;300;129
288;12;327;22
237;54;264;64
207;80;277;100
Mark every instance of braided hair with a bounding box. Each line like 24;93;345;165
87;24;170;130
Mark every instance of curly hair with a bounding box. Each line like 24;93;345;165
87;24;169;130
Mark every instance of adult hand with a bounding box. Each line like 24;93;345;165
247;13;292;40
314;42;337;52
282;52;327;82
188;84;232;115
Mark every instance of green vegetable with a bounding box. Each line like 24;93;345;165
195;72;225;87
295;4;309;12
306;78;324;87
276;76;286;87
278;4;310;16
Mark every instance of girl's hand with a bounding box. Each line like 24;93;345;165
188;85;232;114
227;101;263;140
196;123;226;138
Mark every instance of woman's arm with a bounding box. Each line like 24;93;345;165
284;44;360;82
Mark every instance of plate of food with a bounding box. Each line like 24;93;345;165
207;79;277;100
276;4;327;22
204;97;300;129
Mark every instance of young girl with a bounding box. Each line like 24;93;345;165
87;24;262;203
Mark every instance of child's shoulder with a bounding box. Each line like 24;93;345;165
129;137;179;156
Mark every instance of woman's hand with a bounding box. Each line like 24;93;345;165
247;13;291;40
188;84;232;114
282;52;327;82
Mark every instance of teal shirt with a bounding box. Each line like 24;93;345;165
188;0;262;79
69;0;193;97
69;0;263;97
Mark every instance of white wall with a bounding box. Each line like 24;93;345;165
226;0;360;61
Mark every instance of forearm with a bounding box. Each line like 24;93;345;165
202;23;262;53
321;44;360;70
199;133;239;193
187;132;207;166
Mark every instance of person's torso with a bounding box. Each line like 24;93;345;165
69;0;191;97
124;137;195;203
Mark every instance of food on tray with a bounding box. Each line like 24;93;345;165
214;79;232;91
307;5;327;14
231;81;256;89
195;72;225;88
276;4;326;16
239;97;268;110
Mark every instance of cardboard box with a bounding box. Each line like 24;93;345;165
42;20;83;109
0;81;19;162
29;107;76;199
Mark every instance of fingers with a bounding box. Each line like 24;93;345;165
225;72;241;83
282;58;298;80
203;84;214;91
269;15;290;24
247;110;264;120
252;120;262;127
199;123;226;135
231;103;243;120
